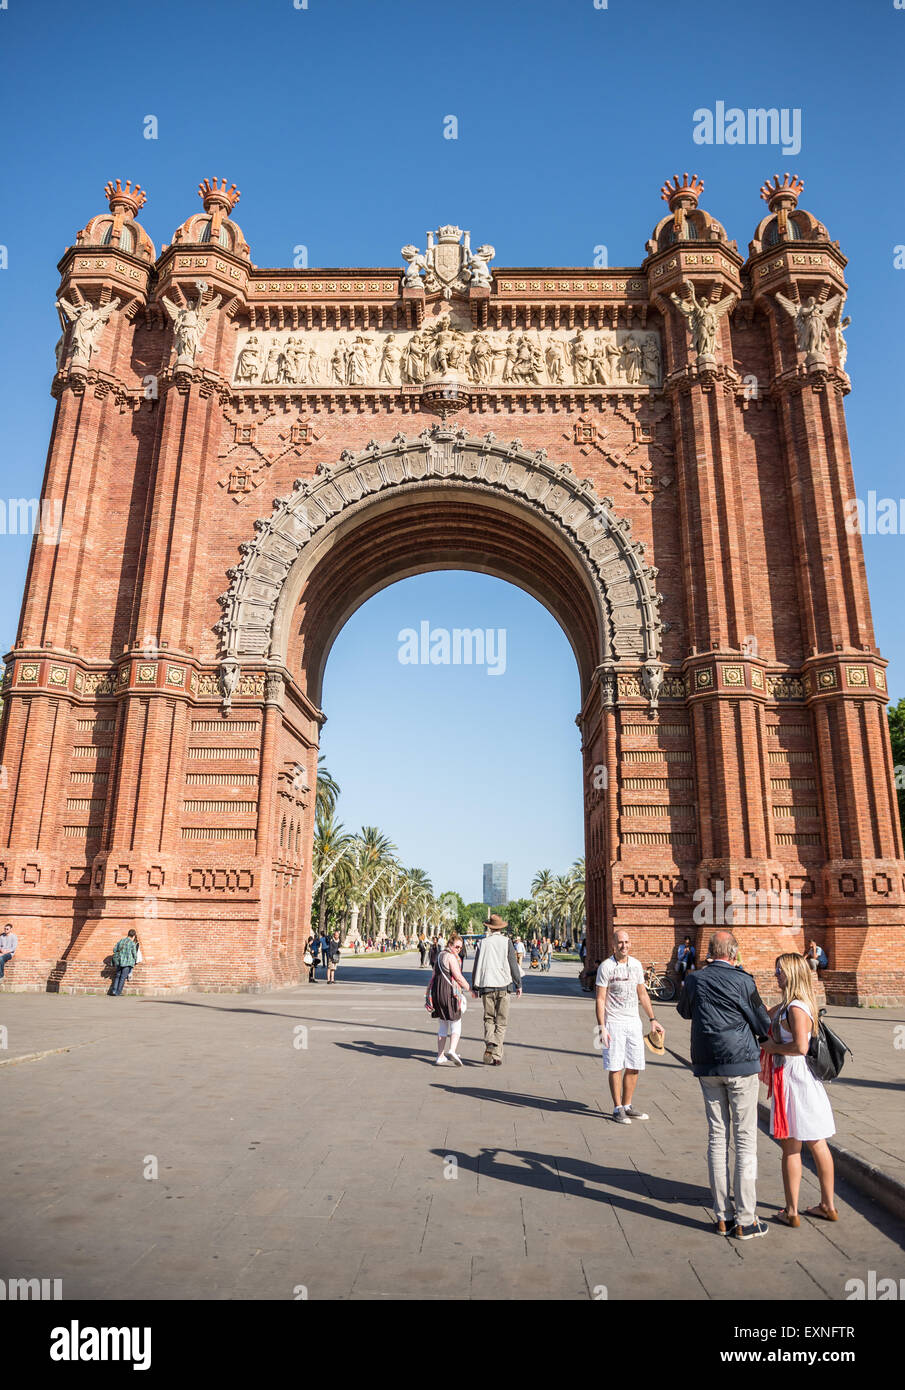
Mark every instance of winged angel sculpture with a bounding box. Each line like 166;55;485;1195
773;292;844;357
163;280;222;364
669;282;736;358
56;295;121;366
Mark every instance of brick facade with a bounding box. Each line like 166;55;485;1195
1;174;903;1003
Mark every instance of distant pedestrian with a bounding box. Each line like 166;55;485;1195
418;935;428;967
326;931;342;983
513;936;526;971
429;936;440;968
426;934;469;1066
677;935;696;985
305;936;319;983
471;914;521;1065
677;930;773;1240
110;929;140;996
541;937;552;973
595;930;664;1124
0;924;18;979
761;954;837;1227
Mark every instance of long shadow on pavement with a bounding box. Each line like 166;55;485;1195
432;1147;714;1229
432;1084;603;1118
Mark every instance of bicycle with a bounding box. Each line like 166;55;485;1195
644;961;677;1004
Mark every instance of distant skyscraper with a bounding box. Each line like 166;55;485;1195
483;861;509;907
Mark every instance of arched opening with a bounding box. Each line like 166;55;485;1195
315;570;585;950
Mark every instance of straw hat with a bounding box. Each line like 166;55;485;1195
645;1028;666;1055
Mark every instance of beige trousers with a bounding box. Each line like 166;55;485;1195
482;989;510;1059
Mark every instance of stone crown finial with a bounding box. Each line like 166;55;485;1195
660;173;704;212
199;178;241;215
760;173;804;211
104;179;146;218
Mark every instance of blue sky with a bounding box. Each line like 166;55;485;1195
0;0;902;898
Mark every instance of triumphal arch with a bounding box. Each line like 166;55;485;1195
2;173;903;1001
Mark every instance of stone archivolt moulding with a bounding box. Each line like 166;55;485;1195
216;428;663;680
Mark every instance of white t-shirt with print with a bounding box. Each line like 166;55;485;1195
596;955;644;1026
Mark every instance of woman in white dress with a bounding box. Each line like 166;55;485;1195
761;953;838;1227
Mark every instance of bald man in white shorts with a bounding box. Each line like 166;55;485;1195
596;929;664;1124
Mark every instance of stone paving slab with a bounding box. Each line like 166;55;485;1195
1;955;903;1300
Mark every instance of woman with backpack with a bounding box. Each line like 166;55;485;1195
761;953;837;1227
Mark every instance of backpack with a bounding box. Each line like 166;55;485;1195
806;1008;852;1082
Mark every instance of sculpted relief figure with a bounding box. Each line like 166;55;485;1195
621;334;643;384
470;331;494;383
774;291;844;358
670;282;736;358
347;335;376;385
400;332;427;384
261;340;282;384
545;335;568;384
56;295;122;366
641;333;661;385
163;280;222;364
330;337;349;385
571;330;594;385
235;334;262;383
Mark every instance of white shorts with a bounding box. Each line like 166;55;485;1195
603;1021;645;1072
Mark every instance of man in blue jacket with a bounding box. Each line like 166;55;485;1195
677;929;772;1240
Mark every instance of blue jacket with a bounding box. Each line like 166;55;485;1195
677;961;771;1077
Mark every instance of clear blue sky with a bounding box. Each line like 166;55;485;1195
1;0;902;899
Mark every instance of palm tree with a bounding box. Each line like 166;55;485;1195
354;826;398;937
311;809;352;937
315;755;340;821
531;868;555;936
400;867;433;940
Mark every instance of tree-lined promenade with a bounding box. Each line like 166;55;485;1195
311;760;587;952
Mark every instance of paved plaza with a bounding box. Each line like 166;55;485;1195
2;954;903;1301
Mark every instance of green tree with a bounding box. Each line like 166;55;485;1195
464;902;490;932
889;699;905;840
496;898;532;937
438;890;468;933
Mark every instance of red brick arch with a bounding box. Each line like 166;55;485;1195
218;427;665;707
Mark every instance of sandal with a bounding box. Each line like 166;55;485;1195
805;1203;839;1221
775;1209;800;1227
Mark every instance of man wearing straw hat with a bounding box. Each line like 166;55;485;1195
471;913;522;1065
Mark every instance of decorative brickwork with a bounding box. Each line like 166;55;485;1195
1;175;902;1001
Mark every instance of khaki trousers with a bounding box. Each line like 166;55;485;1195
481;989;510;1059
698;1074;760;1227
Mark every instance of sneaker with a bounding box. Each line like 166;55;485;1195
613;1107;632;1125
623;1106;649;1120
447;1053;464;1067
715;1218;730;1235
435;1055;452;1066
492;1058;502;1066
483;1051;494;1065
734;1219;768;1241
